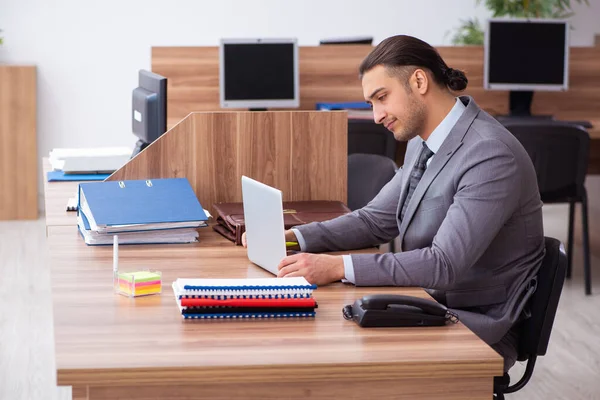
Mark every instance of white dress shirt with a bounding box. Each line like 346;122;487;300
293;97;466;284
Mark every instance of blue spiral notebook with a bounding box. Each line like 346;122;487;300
181;312;316;319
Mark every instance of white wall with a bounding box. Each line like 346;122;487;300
1;0;599;208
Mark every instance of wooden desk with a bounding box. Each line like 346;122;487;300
45;180;503;400
42;159;79;227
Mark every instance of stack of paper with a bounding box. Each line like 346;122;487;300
49;147;132;174
172;277;318;319
77;178;209;245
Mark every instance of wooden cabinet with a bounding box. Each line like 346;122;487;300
0;65;37;220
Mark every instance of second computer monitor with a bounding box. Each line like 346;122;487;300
219;38;299;110
484;18;569;91
131;70;167;157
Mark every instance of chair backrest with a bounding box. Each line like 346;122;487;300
347;153;398;211
348;119;398;161
518;237;567;359
503;121;590;201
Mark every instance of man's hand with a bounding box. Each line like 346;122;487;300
242;229;298;248
277;253;345;286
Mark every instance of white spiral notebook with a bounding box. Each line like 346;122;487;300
172;277;316;299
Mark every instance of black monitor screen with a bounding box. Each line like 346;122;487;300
487;21;567;86
223;43;295;100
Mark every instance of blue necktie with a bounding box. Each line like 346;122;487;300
400;142;434;221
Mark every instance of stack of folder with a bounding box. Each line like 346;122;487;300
77;178;209;245
172;277;318;319
48;147;132;181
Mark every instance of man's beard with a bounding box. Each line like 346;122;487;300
393;94;427;142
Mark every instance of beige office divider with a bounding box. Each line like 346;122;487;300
107;111;348;215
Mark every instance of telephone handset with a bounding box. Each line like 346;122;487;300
343;294;459;327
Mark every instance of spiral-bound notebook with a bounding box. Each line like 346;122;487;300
179;298;317;308
172;277;317;319
180;311;316;320
172;277;316;299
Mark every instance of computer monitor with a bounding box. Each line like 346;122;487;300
484;18;569;117
219;38;299;110
319;36;373;45
131;70;167;157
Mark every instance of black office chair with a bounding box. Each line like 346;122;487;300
348;153;398;251
503;121;592;295
348;119;398;161
494;236;567;399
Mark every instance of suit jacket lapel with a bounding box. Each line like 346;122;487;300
397;96;480;249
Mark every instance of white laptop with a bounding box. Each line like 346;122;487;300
241;176;287;275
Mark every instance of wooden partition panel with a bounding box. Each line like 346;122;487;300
152;46;372;128
0;66;38;220
108;111;347;215
152;44;600;173
152;45;600;136
438;46;600;124
439;46;600;173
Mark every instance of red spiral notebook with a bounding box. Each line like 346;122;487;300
180;298;317;308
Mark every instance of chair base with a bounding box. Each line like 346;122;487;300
494;373;509;399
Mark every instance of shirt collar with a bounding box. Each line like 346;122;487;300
424;97;466;154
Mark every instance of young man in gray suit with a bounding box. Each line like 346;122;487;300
245;35;545;371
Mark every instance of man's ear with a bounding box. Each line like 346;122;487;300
412;68;429;95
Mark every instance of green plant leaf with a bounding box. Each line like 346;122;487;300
481;0;588;18
450;0;589;46
451;18;485;45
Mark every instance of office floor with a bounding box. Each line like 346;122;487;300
1;183;600;400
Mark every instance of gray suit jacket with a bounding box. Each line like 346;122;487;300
296;96;544;346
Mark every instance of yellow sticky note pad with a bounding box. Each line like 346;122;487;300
118;271;161;283
115;270;162;297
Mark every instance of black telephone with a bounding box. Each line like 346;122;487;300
343;294;459;327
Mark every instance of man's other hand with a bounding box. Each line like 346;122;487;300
242;229;298;249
